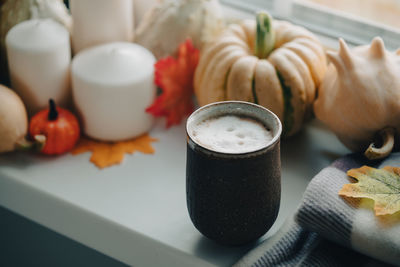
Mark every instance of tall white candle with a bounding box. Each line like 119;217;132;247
6;19;71;115
71;42;155;141
71;0;134;54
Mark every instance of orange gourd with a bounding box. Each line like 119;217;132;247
29;99;80;155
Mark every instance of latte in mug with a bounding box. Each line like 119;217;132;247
191;115;273;154
186;101;282;245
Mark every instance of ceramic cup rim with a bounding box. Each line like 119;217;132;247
186;101;282;157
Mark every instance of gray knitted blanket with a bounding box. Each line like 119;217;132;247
235;153;400;267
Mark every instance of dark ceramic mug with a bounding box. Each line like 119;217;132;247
186;101;282;246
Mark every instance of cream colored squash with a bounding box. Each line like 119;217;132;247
135;0;225;59
194;13;327;136
314;37;400;159
0;85;28;153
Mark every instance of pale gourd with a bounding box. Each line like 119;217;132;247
135;0;225;59
314;38;400;159
194;12;327;136
0;85;28;153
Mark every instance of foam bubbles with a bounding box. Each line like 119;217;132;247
191;115;273;153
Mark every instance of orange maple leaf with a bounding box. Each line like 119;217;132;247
71;134;158;169
146;39;200;127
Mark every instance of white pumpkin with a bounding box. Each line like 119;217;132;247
194;13;327;136
135;0;225;59
314;38;400;159
0;85;28;153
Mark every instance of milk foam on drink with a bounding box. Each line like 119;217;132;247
191;115;273;153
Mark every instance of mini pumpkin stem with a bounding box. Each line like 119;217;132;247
255;11;275;59
364;127;395;160
48;99;58;121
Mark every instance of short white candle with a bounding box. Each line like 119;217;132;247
71;42;155;141
71;0;134;54
6;19;71;115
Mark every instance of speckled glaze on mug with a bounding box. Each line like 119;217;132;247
186;101;282;246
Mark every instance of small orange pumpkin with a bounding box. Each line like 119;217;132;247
29;99;80;155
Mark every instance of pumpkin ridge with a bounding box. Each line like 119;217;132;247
269;49;307;135
282;48;315;118
240;19;256;54
273;20;291;48
198;45;244;105
227;24;248;41
280;23;317;46
284;41;323;87
254;60;284;120
277;71;294;136
223;68;232;100
295;38;326;66
194;36;248;92
227;56;258;102
251;76;258;105
206;49;246;104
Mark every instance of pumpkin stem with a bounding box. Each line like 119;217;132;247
255;11;275;59
364;127;395;160
48;99;58;121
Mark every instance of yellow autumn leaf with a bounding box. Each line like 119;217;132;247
339;166;400;216
71;134;158;169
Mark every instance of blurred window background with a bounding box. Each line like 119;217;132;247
302;0;400;29
222;0;400;50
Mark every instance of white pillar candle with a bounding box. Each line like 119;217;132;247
6;19;71;115
71;42;155;141
71;0;134;54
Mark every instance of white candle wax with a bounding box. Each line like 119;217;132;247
71;42;155;141
71;0;134;54
6;19;71;115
